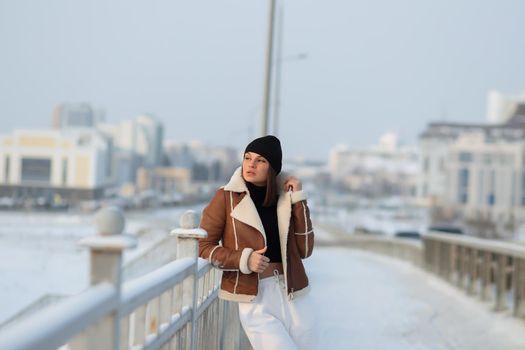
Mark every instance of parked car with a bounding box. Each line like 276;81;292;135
428;224;463;235
394;230;421;240
0;197;16;210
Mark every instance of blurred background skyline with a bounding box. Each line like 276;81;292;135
2;0;525;160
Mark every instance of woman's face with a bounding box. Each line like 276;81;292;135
242;152;269;186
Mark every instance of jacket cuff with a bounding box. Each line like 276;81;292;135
291;190;307;204
239;247;254;274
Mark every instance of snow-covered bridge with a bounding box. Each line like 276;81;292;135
310;226;525;349
1;209;525;350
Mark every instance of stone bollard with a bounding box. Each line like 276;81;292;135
75;206;137;350
174;210;207;257
170;210;207;350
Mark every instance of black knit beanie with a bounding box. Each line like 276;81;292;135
244;135;282;174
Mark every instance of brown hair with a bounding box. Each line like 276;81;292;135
263;166;278;207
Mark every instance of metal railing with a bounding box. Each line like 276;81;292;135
319;223;525;321
0;207;245;350
424;231;525;317
316;224;423;267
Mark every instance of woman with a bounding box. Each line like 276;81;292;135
199;135;316;350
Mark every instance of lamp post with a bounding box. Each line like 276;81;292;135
260;0;307;137
261;0;277;136
273;1;284;137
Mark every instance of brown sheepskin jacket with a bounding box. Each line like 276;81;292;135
198;167;314;302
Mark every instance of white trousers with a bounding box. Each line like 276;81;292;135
238;274;317;350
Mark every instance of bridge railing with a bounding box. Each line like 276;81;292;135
423;231;525;317
0;207;245;350
316;226;423;267
319;223;525;321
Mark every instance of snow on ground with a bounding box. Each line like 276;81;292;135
305;247;525;350
0;205;205;325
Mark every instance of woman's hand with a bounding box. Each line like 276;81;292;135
283;176;302;192
248;247;269;273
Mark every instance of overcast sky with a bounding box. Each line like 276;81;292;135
1;0;525;161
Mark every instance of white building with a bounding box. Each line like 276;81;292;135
418;107;525;230
0;129;113;200
97;114;164;184
329;133;419;197
328;144;353;181
446;131;525;221
487;90;525;124
418;124;458;205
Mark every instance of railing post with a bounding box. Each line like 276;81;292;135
422;236;431;271
76;206;136;350
495;254;508;311
448;244;456;283
433;240;440;274
480;250;492;301
171;210;207;350
457;246;466;289
467;248;478;295
514;259;525;317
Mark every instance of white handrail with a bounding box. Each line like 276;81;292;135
0;208;247;350
426;231;525;258
120;258;194;316
0;283;116;350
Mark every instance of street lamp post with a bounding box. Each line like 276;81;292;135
273;0;284;137
261;0;277;136
261;0;307;137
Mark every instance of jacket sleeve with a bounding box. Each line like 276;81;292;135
198;189;253;274
290;191;314;259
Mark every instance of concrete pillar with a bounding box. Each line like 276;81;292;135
75;206;136;350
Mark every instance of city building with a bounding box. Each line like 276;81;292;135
284;158;330;197
418;125;457;205
52;103;103;129
447;131;525;219
97;114;164;184
164;141;239;182
329;132;419;197
0;128;113;201
133;115;164;167
487;90;525;124
418;104;525;236
136;167;192;196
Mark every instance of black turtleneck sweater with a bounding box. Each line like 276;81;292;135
246;182;282;263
